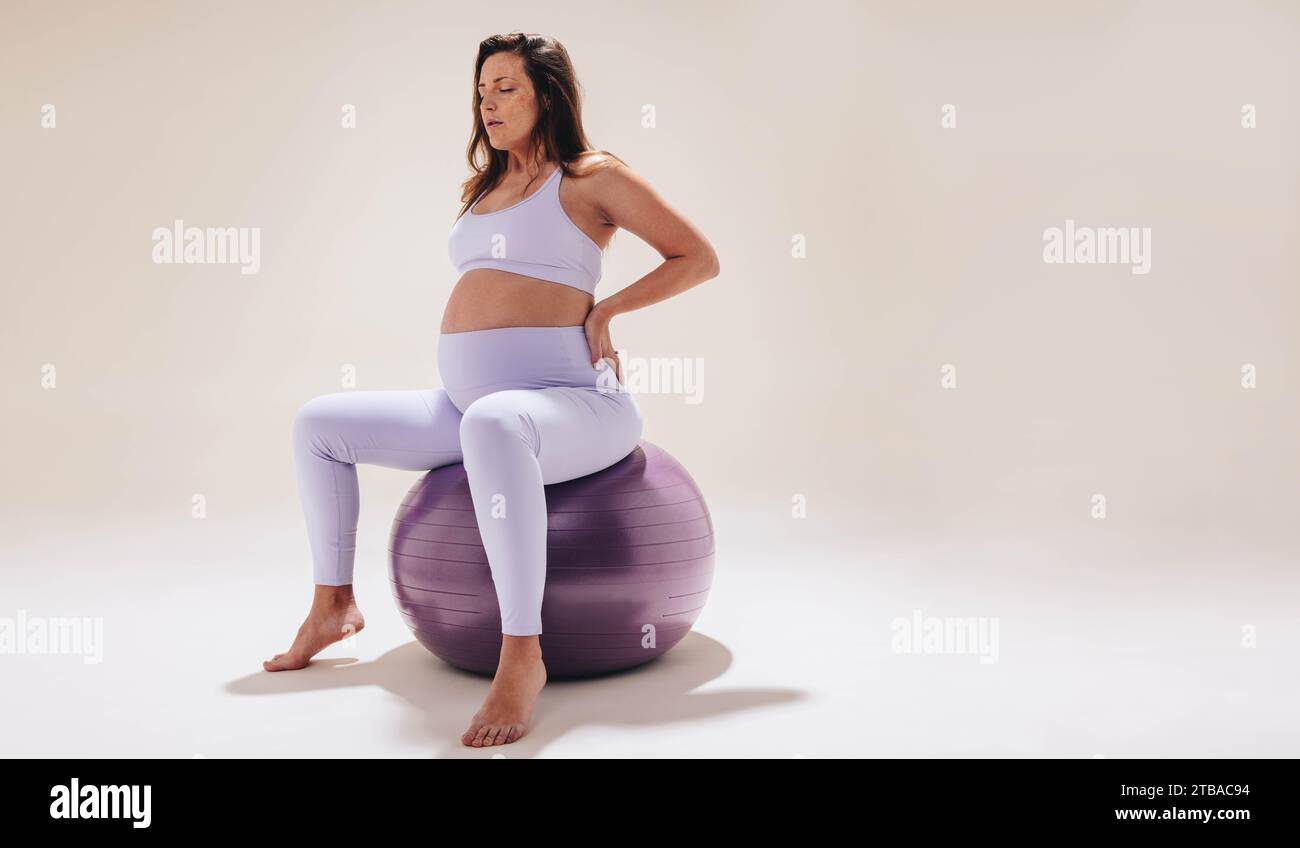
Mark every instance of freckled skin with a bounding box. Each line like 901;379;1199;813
440;50;601;338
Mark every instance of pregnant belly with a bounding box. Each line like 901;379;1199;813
440;269;595;334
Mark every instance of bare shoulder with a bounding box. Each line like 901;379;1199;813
562;152;715;273
564;152;662;223
567;151;649;191
566;150;625;177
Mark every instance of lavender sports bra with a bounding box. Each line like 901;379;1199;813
447;165;602;296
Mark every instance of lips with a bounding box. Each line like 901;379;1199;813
486;120;503;128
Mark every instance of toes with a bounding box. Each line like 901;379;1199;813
462;719;486;747
461;721;525;747
263;652;306;672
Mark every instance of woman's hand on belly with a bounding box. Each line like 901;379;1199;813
440;269;593;334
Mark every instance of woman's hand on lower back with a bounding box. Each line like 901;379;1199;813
583;303;623;384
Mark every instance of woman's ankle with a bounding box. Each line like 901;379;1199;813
312;583;356;609
500;634;543;658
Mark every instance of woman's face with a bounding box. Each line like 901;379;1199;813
477;52;540;151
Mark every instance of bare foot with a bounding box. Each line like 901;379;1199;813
263;585;365;672
462;636;548;747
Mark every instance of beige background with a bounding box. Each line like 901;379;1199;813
3;0;1298;538
1;1;1298;755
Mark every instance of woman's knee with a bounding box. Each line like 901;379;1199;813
292;393;347;446
459;393;536;452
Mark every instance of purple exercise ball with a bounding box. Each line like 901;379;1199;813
388;440;715;678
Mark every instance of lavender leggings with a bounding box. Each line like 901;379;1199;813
291;325;643;636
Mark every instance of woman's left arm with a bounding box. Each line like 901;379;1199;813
584;161;721;380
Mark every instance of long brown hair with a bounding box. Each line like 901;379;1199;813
457;32;625;227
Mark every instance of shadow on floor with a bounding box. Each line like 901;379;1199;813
226;632;806;757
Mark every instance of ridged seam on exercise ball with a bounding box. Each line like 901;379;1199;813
387;440;715;678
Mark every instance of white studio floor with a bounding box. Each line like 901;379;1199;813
1;497;1297;758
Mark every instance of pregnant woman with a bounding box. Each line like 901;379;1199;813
263;32;720;748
